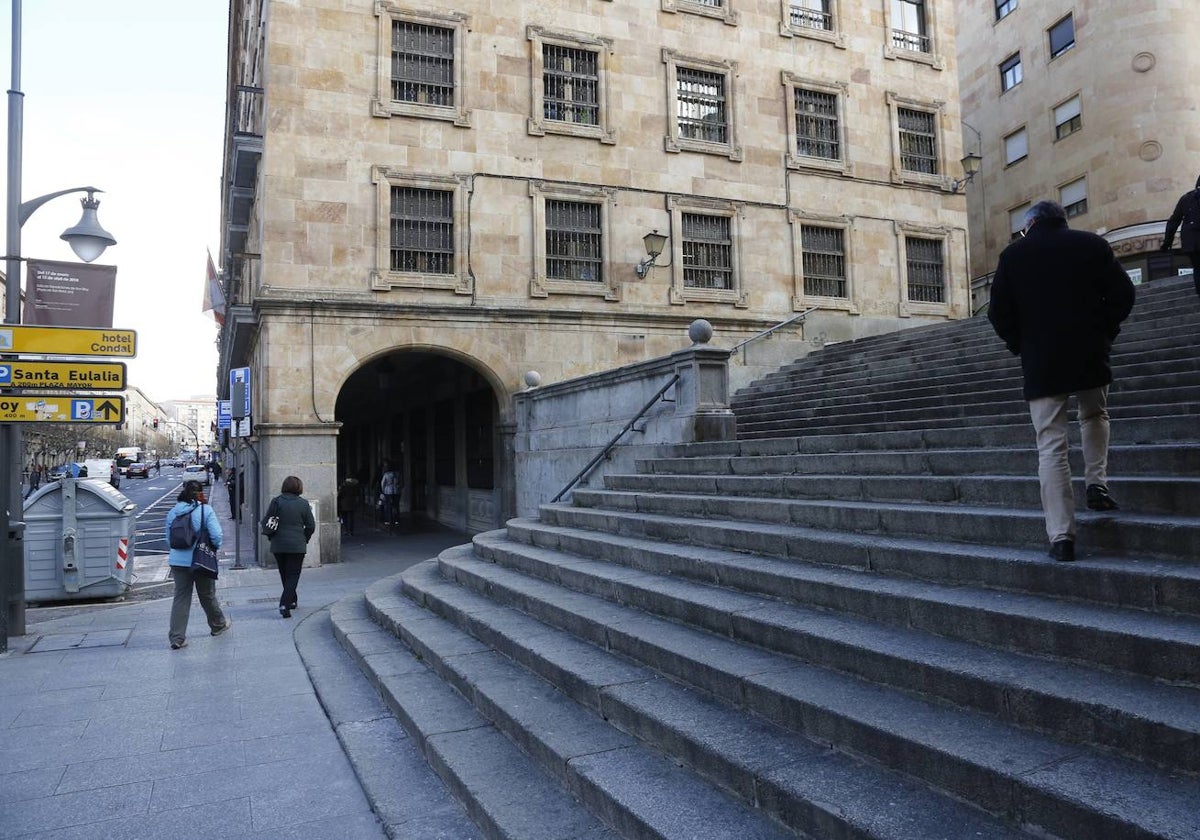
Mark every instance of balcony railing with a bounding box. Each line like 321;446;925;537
891;28;931;53
790;7;832;31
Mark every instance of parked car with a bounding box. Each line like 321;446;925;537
183;463;211;486
126;462;151;479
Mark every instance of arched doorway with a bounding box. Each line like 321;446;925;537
334;350;507;535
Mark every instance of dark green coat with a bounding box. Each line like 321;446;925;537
264;492;315;554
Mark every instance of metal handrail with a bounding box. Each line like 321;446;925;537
551;374;681;504
729;307;818;362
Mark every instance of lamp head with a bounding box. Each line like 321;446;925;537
60;190;117;262
635;229;669;278
952;152;983;193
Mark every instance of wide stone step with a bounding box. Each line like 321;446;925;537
568;488;1200;561
735;409;1199;445
636;443;1200;479
329;588;619;840
535;503;1200;617
602;472;1196;516
487;524;1200;771
734;361;1200;413
437;546;1200;840
391;557;1031;840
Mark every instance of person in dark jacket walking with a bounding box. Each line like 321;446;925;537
1160;174;1200;297
262;475;315;617
165;480;230;649
989;200;1136;562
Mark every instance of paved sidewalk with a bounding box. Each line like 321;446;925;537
0;491;470;839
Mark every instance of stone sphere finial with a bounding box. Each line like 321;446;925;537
523;370;542;389
688;319;713;345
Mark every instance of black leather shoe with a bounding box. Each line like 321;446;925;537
1086;484;1119;512
279;606;291;618
1049;539;1076;562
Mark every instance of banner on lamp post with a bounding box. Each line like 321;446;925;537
23;259;117;328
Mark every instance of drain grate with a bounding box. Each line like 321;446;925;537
28;629;132;653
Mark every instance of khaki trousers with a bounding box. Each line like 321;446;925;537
1027;386;1110;544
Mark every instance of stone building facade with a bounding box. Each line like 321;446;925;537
956;1;1199;306
218;0;973;562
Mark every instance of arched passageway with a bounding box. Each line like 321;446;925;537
334;351;508;535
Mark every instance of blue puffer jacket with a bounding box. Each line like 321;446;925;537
165;501;223;568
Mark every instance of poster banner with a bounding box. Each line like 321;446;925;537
23;259;117;328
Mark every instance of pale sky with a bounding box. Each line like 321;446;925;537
0;1;227;403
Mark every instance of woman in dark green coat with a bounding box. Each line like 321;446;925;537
262;475;315;617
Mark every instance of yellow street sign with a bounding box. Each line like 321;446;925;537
0;395;125;424
0;325;137;358
0;360;126;390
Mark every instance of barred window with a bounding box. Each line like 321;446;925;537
392;21;455;106
898;107;938;175
801;226;847;298
682;213;733;290
890;0;929;53
543;45;599;126
390;187;454;274
906;237;945;303
676;68;727;144
545;200;602;282
790;0;832;30
795;88;840;160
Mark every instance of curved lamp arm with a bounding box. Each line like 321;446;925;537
18;186;103;227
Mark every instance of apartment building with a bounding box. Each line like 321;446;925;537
217;0;973;559
956;1;1198;307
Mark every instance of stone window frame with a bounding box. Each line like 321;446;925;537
789;210;859;314
661;0;739;27
370;166;473;294
666;195;747;308
894;220;953;317
526;26;617;145
1059;175;1088;219
885;91;949;189
882;0;946;71
1048;13;1075;60
1003;125;1028;167
999;52;1022;93
371;2;471;127
529;181;619;301
662;49;744;162
783;73;852;175
1052;93;1082;141
778;0;848;48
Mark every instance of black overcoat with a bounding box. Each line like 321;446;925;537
988;217;1135;401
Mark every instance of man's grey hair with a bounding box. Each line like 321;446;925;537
1024;200;1067;226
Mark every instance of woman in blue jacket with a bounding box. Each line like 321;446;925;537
165;480;231;649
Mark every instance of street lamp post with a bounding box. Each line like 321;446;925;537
1;0;117;651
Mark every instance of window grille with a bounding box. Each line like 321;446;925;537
391;21;455;106
676;68;727;144
890;0;929;52
543;45;600;126
790;0;832;31
390;187;454;274
898;107;938;175
689;0;724;6
546;200;602;282
906;237;945;303
682;213;733;290
795;88;840;160
801;225;847;298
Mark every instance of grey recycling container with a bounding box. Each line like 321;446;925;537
23;477;138;602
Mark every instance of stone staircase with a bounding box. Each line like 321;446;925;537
329;275;1200;839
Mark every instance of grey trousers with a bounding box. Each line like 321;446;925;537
1028;386;1110;544
169;566;227;645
